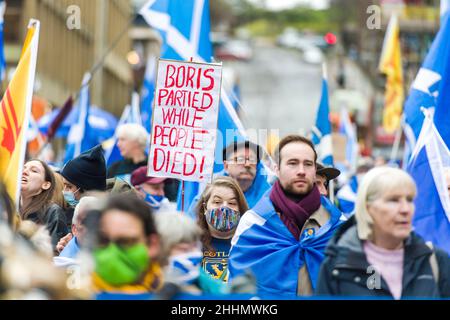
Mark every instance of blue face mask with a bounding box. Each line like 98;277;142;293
143;193;165;209
63;190;79;207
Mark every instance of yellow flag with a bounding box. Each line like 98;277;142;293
379;14;404;133
0;20;40;206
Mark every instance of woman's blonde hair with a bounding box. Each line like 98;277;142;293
196;176;249;251
355;166;417;241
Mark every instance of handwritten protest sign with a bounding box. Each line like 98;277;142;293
147;59;222;182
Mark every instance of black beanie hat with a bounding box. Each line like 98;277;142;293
61;145;107;191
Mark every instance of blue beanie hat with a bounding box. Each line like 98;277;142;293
60;145;106;191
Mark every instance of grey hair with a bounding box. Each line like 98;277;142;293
155;211;203;265
354;166;417;241
72;196;99;225
116;123;149;150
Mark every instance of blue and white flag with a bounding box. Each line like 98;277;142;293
103;92;144;166
140;56;156;133
312;64;333;166
0;0;6;81
228;193;345;298
442;0;450;21
339;107;359;173
64;73;91;163
140;0;247;211
404;11;450;158
407;111;450;255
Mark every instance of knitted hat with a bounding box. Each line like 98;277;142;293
60;145;106;191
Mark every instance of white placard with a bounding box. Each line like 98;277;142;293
147;59;222;182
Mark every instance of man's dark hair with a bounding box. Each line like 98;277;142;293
223;140;262;163
102;193;157;236
273;135;317;166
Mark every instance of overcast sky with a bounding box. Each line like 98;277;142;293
249;0;330;10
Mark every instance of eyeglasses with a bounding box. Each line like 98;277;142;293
227;156;258;165
98;234;142;248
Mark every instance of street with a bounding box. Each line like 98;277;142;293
227;42;323;138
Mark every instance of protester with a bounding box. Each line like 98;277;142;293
130;166;176;212
228;135;344;297
196;176;249;282
20;159;68;252
90;193;163;298
336;156;374;216
316;167;450;299
60;145;107;206
186;140;271;219
316;163;341;197
0;220;73;300
56;196;98;259
155;211;228;299
107;123;149;182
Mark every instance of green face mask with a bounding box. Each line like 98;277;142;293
94;243;150;287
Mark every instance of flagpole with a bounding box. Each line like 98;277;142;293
329;179;335;203
390;115;404;163
181;180;185;213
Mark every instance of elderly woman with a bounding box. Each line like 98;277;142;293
196;176;249;282
316;167;450;299
155;211;227;298
107;123;149;182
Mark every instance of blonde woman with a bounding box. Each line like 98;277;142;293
316;167;450;299
196;176;249;282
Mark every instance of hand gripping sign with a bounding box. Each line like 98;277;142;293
147;59;222;182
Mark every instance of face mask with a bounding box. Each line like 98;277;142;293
94;243;150;287
63;190;79;207
144;193;166;210
205;206;240;232
165;250;203;285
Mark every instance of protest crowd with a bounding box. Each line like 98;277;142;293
1;0;450;301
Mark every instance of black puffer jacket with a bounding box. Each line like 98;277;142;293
316;216;450;299
27;204;69;251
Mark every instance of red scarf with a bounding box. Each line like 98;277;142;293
269;180;321;240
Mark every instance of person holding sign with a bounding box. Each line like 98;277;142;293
228;135;345;298
195;177;249;282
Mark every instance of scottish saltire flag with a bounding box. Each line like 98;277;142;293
404;11;450;156
140;0;247;211
228;194;345;298
442;0;450;21
64;73;92;163
0;20;39;205
141;56;156;133
407;112;450;255
0;1;6;81
312;65;333;166
104;94;144;166
339;107;359;173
